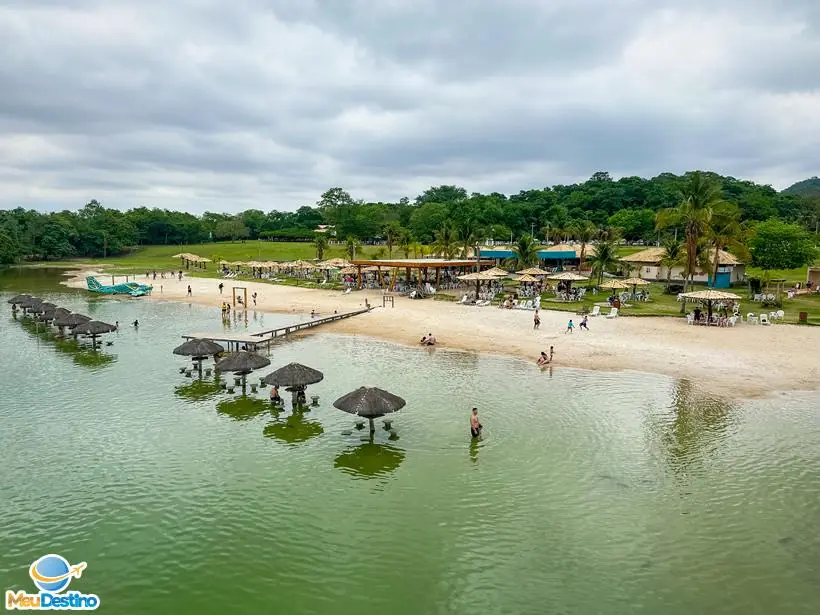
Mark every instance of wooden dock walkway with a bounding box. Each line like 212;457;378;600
182;307;371;351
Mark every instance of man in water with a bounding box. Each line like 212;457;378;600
132;319;139;328
270;385;281;404
470;407;482;439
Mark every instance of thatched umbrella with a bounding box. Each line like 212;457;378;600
262;362;324;407
458;270;500;299
514;273;539;283
516;267;549;276
215;351;271;393
17;296;42;311
547;270;589;297
73;320;117;349
484;267;510;277
600;279;629;292
173;338;226;377
333;386;406;435
55;313;91;329
33;302;59;314
622;276;650;297
679;289;741;322
7;294;31;306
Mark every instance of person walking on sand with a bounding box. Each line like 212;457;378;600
187;285;192;297
218;282;224;295
252;292;257;306
533;309;541;329
470;407;483;439
579;314;589;331
565;319;574;334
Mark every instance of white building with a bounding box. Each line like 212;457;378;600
622;247;745;288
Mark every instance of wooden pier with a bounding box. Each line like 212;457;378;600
182;307;371;351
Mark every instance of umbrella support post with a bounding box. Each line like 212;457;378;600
368;418;375;435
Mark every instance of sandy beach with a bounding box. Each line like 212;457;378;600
66;271;820;398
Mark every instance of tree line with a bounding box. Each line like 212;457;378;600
1;170;818;266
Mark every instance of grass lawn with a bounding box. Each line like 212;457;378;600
534;280;820;325
44;241;382;274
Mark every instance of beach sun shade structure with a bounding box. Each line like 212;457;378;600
17;296;42;310
679;290;741;321
33;302;59;313
622;276;651;296
458;270;501;298
547;270;589;296
484;267;511;277
333;386;406;435
215;351;271;393
262;362;324;388
599;279;630;291
53;312;90;328
173;338;226;377
516;267;549;276
7;294;32;305
514;274;540;283
73;320;117;349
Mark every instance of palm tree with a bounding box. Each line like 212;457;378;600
382;223;400;258
345;236;361;261
586;239;621;285
314;233;328;260
507;233;539;270
398;230;413;259
656;172;724;292
433;224;458;259
659;237;684;289
457;221;479;259
573;221;596;269
706;203;749;287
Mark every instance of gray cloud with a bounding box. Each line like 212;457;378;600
0;0;819;213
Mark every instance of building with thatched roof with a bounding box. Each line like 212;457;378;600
622;247;745;287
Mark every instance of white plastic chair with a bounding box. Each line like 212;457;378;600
759;313;771;325
728;315;737;327
590;305;601;317
776;310;785;320
747;312;758;324
686;313;695;325
606;307;619;319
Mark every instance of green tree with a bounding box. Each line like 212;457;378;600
214;219;249;242
572;220;596;269
750;219;817;270
314;233;328;260
508;234;539;270
432;223;458;259
398;229;413;258
659;237;685;289
586;240;621;284
0;228;20;264
345;236;361;261
382;222;402;258
656;172;723;292
706;203;749;286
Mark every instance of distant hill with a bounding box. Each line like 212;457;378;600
782;177;820;196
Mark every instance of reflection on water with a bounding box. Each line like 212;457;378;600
215;396;271;421
15;312;117;370
334;442;406;478
651;379;736;475
263;411;324;444
175;376;224;402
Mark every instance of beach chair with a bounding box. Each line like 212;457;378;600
605;307;619;319
589;305;601;317
746;312;758;324
728;315;738;327
775;310;785;320
759;313;771;325
686;313;695;325
344;288;351;295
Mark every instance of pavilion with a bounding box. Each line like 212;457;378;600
350;258;494;290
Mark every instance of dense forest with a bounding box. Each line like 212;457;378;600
1;170;818;265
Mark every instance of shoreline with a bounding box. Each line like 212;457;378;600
63;269;820;399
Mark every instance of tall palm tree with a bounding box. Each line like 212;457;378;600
659;237;684;289
382;224;398;258
457;221;479;259
507;233;539;270
706;203;749;287
433;224;458;259
586;239;621;285
656;171;724;292
314;233;328;260
345;236;361;261
573;220;596;269
398;230;413;259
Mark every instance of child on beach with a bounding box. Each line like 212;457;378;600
533;310;541;329
565;319;574;334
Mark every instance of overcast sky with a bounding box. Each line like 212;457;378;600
1;0;819;213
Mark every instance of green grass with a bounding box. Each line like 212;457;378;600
43;241;383;274
532;280;820;325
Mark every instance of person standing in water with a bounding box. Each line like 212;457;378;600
470;407;482;439
252;292;257;306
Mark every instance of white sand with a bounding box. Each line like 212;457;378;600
66;271;820;398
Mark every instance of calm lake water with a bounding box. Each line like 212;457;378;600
1;268;819;614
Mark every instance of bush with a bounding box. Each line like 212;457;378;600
665;284;684;294
761;298;783;308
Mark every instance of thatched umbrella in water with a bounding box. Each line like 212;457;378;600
333;386;406;435
72;320;117;349
54;312;91;331
173;338;225;378
7;294;31;310
215;351;271;393
262;362;324;407
17;296;42;313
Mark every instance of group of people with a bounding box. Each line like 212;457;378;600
565;315;589;334
419;332;437;346
147;270;183;281
537;346;555;366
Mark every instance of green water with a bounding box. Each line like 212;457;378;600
1;269;819;614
